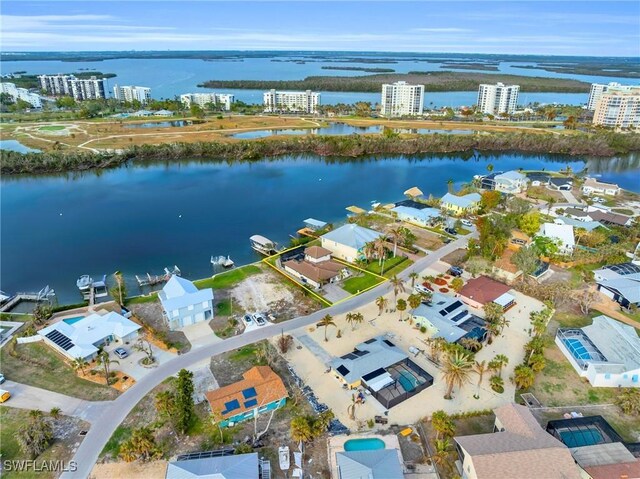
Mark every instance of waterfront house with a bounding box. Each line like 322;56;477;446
335;449;404;479
165;452;269;479
205;366;287;427
159;276;214;330
411;293;487;343
556;315;640;387
538;223;575;255
321;224;383;263
548;177;573;191
282;246;350;289
454;404;581;479
391;205;441;227
594;263;640;308
553;216;603;232
154;109;175;117
38;310;140;361
329;336;433;408
458;276;515;310
581;178;620;196
440;193;481;216
525;172;550;187
563;207;631;228
492;171;528;194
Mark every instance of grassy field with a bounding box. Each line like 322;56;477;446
364;255;408;276
342;271;385;294
194;264;262;290
38;125;66;131
125;293;158;305
0;342;118;401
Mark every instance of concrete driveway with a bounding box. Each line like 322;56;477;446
186;358;219;404
182;321;223;349
322;283;351;303
1;380;110;423
104;343;176;380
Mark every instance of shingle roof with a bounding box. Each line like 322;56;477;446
454;404;580;479
441;192;481;209
283;259;343;283
583;177;619;190
330;336;407;384
165;453;259;479
458;276;511;305
305;245;333;259
159;276;213;312
336;450;404;479
205;366;288;419
321;224;383;251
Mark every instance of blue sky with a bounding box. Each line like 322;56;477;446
2;1;639;56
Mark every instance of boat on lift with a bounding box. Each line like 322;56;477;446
249;235;278;256
76;274;108;299
211;255;235;268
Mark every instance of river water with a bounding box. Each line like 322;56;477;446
2;153;639;303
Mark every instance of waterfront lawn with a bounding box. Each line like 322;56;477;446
364;256;413;278
126;293;158;305
194;264;262;290
0;342;119;401
342;271;384;295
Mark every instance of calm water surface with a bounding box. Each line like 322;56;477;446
0;140;41;153
231;124;476;139
3;153;638;303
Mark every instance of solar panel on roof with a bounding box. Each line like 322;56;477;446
242;387;257;399
223;399;240;412
336;365;350;376
244;399;258;408
45;330;74;351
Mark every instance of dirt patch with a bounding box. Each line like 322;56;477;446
440;248;467;267
91;460;168;479
129;300;189;352
404;224;445;251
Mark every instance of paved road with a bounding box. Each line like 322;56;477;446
1;381;110;424
63;233;474;478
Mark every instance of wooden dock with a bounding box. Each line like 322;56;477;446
0;293;49;312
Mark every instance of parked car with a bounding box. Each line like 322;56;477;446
461;219;473;227
444;227;458;235
243;314;254;326
448;266;464;277
0;389;10;403
414;284;431;295
442;237;452;244
252;313;267;326
0;373;5;384
114;348;129;359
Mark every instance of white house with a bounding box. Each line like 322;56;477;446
320;224;383;263
556;315;640;387
493;170;528;194
538;223;575;255
159;276;214;330
38;311;141;361
593;263;640;309
392;205;441;227
581;178;620;196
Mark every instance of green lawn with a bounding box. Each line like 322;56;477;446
101;424;132;457
0;342;118;401
364;256;408;276
611;208;634;216
194;264;262;290
38;125;66;131
342;272;385;295
229;345;258;362
126;293;158;305
215;298;232;316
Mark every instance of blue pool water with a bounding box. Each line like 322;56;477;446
559;428;604;448
344;438;385;451
63;316;85;325
563;338;592;360
398;371;418;392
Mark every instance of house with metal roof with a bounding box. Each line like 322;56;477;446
538;223;575;255
205;366;288;427
391;205;441;227
303;218;328;231
556;315;640;387
440;193;481;216
165;452;265;479
321;224;383;263
37;310;140;361
594;262;640;308
493;170;529;194
553;216;604;232
581;178;620;196
454;403;581;479
159;276;214;330
411;293;487;343
335;450;404;479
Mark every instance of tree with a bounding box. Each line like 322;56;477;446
72;357;89;375
375;296;388;316
480;190;501;211
518;212;541;237
155;390;175;422
489;354;509;378
97;351;119;385
450;277;464;292
389;275;405;302
32;303;53;325
512;364;535;389
465;257;490;277
507;197;532;215
447;178;454;193
407;293;422;317
49;407;61;420
277;333;293;353
442;351;473;400
574;288;599;315
528;353;546;373
546;196;557;214
55;96;76;109
511;245;541;279
615;389;640;416
190;104;205;119
387;226;404;257
474;360;488;387
431;410;455;439
318;314;336;342
17;411;53;458
134;337;155;364
459;337;482;353
489;375;504;393
372;236;388;271
396;298;407;320
109;271;127;305
119;427;161;462
408;271;419;288
210;409;225;443
290;416;315;443
175;369;196;434
346;312;364;331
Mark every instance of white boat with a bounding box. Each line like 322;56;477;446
211;255;234;268
76;274;93;291
76;274;108;299
222;256;234;268
250;235;277;256
279;446;290;471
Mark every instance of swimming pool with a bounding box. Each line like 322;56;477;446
563;337;593;361
63;316;85;325
344;438;385;451
398;370;418;392
559;427;604;448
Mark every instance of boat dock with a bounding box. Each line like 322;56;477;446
0;286;56;312
136;265;181;286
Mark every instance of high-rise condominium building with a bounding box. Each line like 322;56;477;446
0;82;42;108
263;90;320;113
592;89;640;128
477;83;519;115
113;85;151;104
588;82;640;110
380;81;424;117
38;74;106;101
180;93;235;111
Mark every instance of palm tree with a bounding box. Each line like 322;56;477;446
375;296;388;316
28;409;44;421
547;196;556;214
490;375;504;393
49;407;61;420
387;226;404;257
473;360;488;387
290;416;314;443
498;316;511;334
97;351;119;386
72;357;89;375
389;275;405;302
429;337;447;364
317;314;336;342
396;299;407;320
407;293;422;318
373;236;388;270
528;353;546;373
447;178;454;193
615;389;640;415
489;354;509;378
363;241;376;263
431;438;452;468
442;351;473;400
486;163;494;173
460;337;482;353
408;271;419;288
345;312;364;331
431;410;455;439
513;364;536;389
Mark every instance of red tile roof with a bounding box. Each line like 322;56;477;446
459;276;511;304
